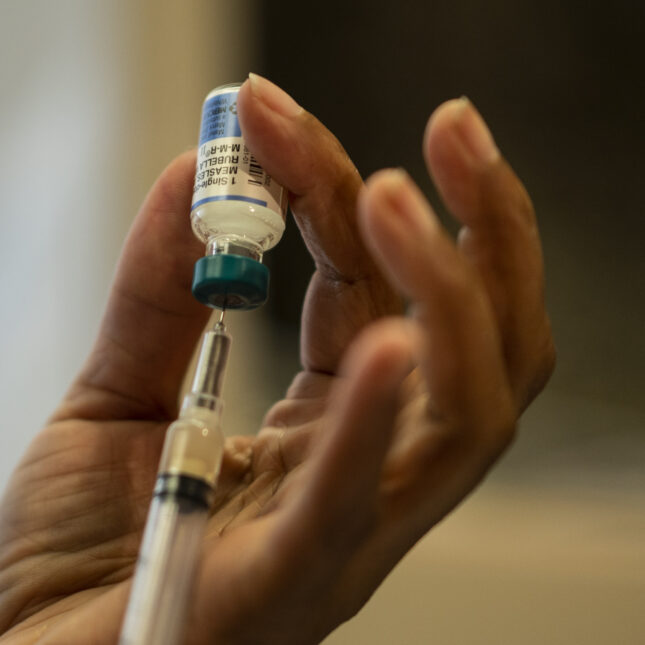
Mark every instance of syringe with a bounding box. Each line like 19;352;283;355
118;316;231;645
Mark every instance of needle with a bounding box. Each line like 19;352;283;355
215;307;226;333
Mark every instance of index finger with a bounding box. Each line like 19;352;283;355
236;74;402;375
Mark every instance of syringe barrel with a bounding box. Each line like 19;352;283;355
119;324;232;645
118;491;208;645
190;325;231;398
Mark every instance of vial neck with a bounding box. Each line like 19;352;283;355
206;236;263;262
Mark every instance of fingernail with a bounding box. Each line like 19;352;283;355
374;168;438;234
454;97;500;164
248;73;302;118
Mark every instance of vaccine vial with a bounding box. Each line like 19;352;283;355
190;82;288;310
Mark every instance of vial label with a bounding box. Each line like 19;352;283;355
192;87;286;218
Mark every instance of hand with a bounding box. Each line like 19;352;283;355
0;75;554;645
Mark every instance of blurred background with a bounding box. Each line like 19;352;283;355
0;1;643;643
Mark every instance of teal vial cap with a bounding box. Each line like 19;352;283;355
192;254;269;310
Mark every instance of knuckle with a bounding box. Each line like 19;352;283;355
539;336;557;384
520;326;557;410
498;159;536;220
473;415;518;461
509;173;536;223
299;112;361;194
430;259;479;305
482;160;536;228
492;417;518;453
474;390;518;455
434;395;519;461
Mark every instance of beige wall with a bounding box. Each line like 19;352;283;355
0;0;258;490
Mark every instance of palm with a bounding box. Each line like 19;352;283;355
0;372;364;641
0;82;554;645
0;355;445;645
0;396;311;641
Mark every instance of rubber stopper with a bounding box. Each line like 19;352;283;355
192;254;269;310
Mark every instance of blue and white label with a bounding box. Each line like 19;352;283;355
192;86;286;218
198;91;241;143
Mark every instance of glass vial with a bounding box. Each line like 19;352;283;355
190;82;288;310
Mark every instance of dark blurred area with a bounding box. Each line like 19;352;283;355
260;0;645;413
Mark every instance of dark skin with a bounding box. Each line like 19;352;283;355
0;75;554;644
